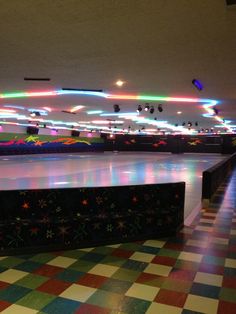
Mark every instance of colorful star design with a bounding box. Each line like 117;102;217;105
22;202;30;209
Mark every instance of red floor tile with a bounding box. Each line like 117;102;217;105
111;248;133;259
199;263;224;275
37;278;71;295
0;301;11;311
75;303;110;314
154;289;187;307
33;264;64;277
0;281;10;290
169;269;196;281
222;276;236;289
136;272;165;285
217;300;236;314
152;256;176;266
163;242;185;250
77;273;108;288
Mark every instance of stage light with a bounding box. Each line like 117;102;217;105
213;107;219;115
192;79;203;91
113;104;120;113
144;104;150;111
150;106;154;114
195;122;198;126
137;105;142;112
158;104;163;112
182;122;186;126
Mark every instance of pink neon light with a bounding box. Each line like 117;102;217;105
106;94;139;100
43;107;52;112
25;91;58;97
0;109;16;113
165;97;200;102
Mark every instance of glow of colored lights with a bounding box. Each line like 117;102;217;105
43;107;52;112
3;105;25;110
0;89;230;133
87;110;103;114
92;120;124;124
100;113;139;117
177;111;182;114
115;80;125;87
70;105;84;113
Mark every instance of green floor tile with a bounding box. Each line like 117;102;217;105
158;248;180;258
175;260;200;271
220;287;236;303
119;243;143;251
111;268;140;282
100;278;132;294
16;290;56;310
87;289;124;310
162;277;192;293
0;256;25;268
202;255;225;266
61;250;86;259
15;273;49;289
101;255;127;267
30;253;56;264
68;260;96;272
91;246;115;255
120;296;151;314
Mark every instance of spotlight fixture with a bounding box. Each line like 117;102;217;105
137;105;142;112
154;117;157;120
195;122;198;126
213;107;219;115
192;79;203;91
187;121;192;127
150;106;154;114
182;122;186;126
113;104;120;113
157;104;163;112
144;103;150;111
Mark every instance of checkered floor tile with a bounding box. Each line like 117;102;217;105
0;171;236;313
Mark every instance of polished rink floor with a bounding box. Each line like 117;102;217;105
0;152;226;222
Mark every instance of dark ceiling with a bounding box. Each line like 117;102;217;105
0;0;236;134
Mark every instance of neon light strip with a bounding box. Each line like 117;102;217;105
0;89;231;133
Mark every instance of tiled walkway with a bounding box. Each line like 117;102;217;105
0;171;236;313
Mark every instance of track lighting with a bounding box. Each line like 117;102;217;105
137;105;142;112
158;104;163;112
113;104;120;113
213;107;219;115
144;103;150;111
150;106;154;114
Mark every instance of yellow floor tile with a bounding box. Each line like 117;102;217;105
225;258;236;268
186;239;208;248
88;263;119;277
144;240;166;248
0;256;7;261
78;247;94;252
144;263;172;277
195;226;213;232
129;252;155;263
0;269;28;283
211;237;229;245
60;283;96;302
178;251;203;263
47;256;77;268
125;283;159;301
106;244;121;248
184;294;218;314
200;218;214;224
194;272;223;287
1;304;38;314
146;302;182;314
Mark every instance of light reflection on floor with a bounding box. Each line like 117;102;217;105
0;152;226;220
